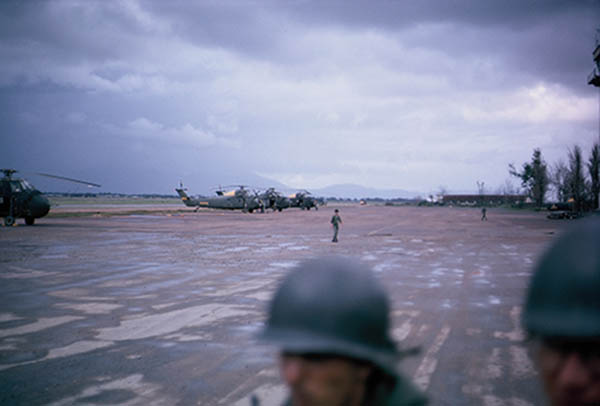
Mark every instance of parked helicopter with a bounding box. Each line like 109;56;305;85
175;183;263;213
289;190;320;210
258;187;290;211
1;169;101;226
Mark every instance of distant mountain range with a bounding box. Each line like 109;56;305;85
306;184;421;199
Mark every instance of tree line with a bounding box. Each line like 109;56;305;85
509;142;600;212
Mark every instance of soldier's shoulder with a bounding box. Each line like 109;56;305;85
385;376;428;405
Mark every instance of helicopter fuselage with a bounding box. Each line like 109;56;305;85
1;178;51;225
176;187;262;212
258;189;290;211
289;192;319;210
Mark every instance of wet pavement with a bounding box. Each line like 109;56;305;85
0;205;565;405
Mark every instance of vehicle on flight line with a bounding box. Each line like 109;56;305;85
175;183;263;213
289;190;320;210
546;199;581;220
259;187;290;211
1;169;100;226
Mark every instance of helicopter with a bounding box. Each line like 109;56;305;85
289;190;320;210
258;187;290;212
175;183;263;213
1;169;101;226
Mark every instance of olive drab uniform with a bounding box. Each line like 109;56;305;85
331;210;342;242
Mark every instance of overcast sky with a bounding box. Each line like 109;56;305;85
1;0;599;195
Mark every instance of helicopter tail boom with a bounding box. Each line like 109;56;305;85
175;188;199;208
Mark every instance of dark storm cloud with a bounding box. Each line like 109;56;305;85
281;0;584;29
310;1;596;93
1;1;596;92
0;2;142;62
144;1;598;92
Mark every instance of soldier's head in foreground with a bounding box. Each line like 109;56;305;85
260;256;426;406
522;219;600;406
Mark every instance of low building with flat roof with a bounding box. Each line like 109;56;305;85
442;194;526;206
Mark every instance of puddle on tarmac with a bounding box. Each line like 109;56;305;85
225;247;250;253
489;296;501;305
95;303;254;341
268;261;298;269
39;254;69;260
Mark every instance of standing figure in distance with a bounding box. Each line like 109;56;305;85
331;209;342;243
522;219;600;406
258;256;427;406
481;207;487;221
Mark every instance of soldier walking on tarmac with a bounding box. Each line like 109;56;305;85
257;256;427;406
522;219;600;406
331;209;342;242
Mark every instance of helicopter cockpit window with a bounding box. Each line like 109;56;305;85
9;181;21;192
10;180;33;192
20;180;33;190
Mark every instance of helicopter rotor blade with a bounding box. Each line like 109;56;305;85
35;173;101;188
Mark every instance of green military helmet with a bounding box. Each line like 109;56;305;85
260;256;404;375
523;219;600;337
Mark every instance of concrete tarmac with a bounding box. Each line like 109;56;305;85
0;205;565;405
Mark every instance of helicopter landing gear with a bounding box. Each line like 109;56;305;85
25;216;34;225
4;216;15;226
